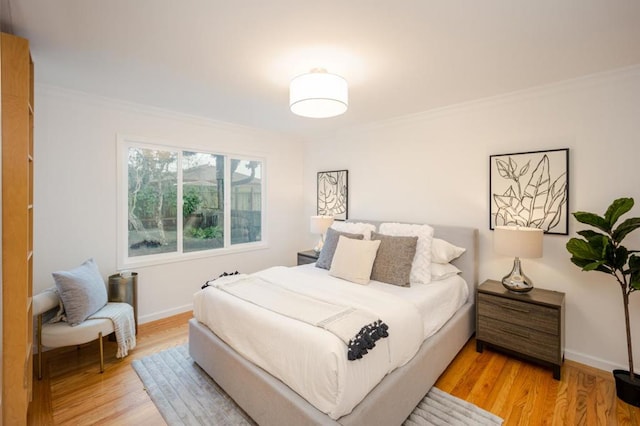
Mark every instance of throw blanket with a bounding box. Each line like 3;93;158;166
89;302;137;358
209;275;389;360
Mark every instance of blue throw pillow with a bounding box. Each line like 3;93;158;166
315;228;365;270
52;258;108;326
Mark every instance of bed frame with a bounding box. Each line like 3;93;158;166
189;223;478;425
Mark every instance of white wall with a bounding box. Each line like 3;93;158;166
302;66;640;372
34;86;305;323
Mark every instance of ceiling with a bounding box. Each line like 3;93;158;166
5;1;640;138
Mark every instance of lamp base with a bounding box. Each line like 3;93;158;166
501;257;534;293
313;236;325;253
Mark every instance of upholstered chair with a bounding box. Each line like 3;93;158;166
33;290;114;379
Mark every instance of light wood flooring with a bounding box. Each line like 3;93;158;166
29;312;640;425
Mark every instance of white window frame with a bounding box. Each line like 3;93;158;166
117;134;267;269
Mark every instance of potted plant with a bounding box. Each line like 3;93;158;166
566;197;640;406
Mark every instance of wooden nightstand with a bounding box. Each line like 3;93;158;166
476;279;565;379
297;250;319;265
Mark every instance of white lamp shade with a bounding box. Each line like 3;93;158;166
493;226;543;258
310;215;334;234
290;71;348;118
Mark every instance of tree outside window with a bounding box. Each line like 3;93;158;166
122;140;264;265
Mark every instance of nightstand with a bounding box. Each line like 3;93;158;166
297;250;319;266
476;279;565;379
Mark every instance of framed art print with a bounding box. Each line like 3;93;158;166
317;170;348;220
490;148;569;235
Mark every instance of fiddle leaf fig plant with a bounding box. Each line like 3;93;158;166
566;198;640;381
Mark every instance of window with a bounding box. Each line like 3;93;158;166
231;159;262;244
118;136;265;267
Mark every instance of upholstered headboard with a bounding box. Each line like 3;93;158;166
347;220;479;304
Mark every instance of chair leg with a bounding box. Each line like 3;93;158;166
99;332;104;373
37;314;43;380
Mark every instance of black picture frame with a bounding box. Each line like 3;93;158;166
489;148;569;235
317;170;348;221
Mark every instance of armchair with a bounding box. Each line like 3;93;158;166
33;289;114;379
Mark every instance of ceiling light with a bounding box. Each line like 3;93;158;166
289;69;348;118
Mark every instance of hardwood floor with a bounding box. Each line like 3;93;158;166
29;311;191;425
29;312;640;425
436;341;640;425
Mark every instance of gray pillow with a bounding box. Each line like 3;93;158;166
370;232;418;287
52;258;108;326
315;228;364;270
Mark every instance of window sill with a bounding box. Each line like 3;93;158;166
117;241;269;270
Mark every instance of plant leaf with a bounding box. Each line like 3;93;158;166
604;242;616;266
519;160;530;177
522;155;550;227
629;255;640;290
583;260;607;271
577;230;606;240
566;238;604;262
573;211;611;234
493;191;516;210
570;256;612;274
605;197;634;228
614;246;629;270
542;174;567;231
612;217;640;243
496;159;512;179
493;187;527;226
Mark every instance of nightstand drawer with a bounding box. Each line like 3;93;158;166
478;293;559;335
478;316;560;364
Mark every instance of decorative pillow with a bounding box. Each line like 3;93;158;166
431;263;462;281
370;232;418;287
379;222;434;284
315;228;364;270
432;238;466;264
52;258;108;326
331;221;377;240
329;236;381;285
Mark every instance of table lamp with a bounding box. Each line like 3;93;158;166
310;215;334;253
493;225;543;293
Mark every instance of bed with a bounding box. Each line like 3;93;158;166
189;222;478;425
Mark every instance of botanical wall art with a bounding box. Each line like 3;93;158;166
490;148;569;235
317;170;348;220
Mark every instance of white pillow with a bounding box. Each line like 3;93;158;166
329;236;381;285
432;238;466;264
431;263;462;281
379;222;434;284
331;221;377;240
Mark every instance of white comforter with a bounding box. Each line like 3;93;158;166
194;266;425;419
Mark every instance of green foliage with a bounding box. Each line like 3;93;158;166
185;225;222;240
134;186;159;218
566;197;640;288
183;190;202;217
567;197;640;377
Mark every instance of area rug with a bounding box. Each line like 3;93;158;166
132;345;503;426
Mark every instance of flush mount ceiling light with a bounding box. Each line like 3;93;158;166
289;68;348;118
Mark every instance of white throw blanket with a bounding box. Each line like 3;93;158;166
89;302;137;358
210;275;389;360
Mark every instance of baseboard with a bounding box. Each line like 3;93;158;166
565;349;626;373
138;303;193;324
